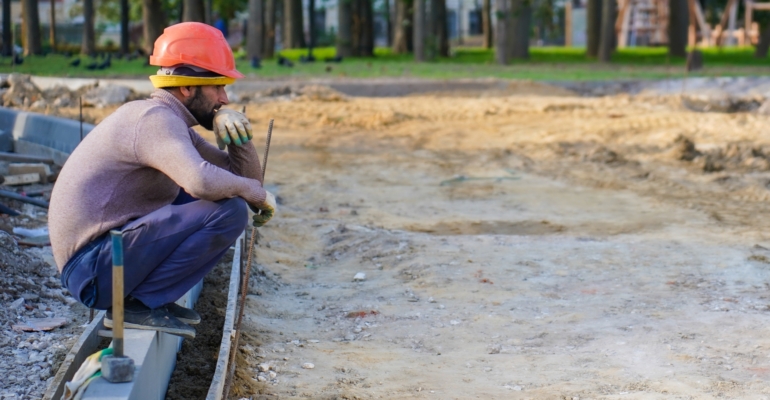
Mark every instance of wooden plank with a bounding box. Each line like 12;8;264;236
43;312;106;400
693;0;712;45
2;173;40;185
752;3;770;9
616;0;632;48
206;231;244;400
0;151;55;165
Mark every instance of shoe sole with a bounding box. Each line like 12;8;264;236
104;318;196;340
176;316;201;325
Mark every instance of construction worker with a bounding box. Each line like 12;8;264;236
50;22;275;340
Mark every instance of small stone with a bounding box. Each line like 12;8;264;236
353;327;362;334
487;344;502;354
268;371;277;379
258;363;270;372
353;272;366;282
31;341;48;351
301;363;315;369
257;375;267;382
450;320;460;325
428;297;436;303
345;334;356;341
10;298;24;309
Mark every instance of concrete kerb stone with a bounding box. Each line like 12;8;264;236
0;106;95;166
81;280;203;400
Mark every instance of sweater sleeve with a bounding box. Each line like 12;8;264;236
133;107;267;207
190;129;264;183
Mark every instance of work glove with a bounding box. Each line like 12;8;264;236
252;190;277;227
214;108;253;150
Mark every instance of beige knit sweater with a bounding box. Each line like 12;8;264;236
49;89;265;270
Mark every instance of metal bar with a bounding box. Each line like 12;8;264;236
261;119;274;182
110;230;125;358
0;151;55;164
224;119;275;398
0;189;50;208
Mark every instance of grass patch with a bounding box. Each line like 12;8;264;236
0;46;767;81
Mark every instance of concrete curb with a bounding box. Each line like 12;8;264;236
0;107;95;166
79;281;204;400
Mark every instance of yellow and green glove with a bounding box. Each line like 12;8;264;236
214;108;253;150
252;190;276;227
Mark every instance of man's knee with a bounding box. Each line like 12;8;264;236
219;197;248;233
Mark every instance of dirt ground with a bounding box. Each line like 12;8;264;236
74;83;770;399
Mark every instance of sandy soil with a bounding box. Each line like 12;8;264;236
227;89;770;400
69;84;770;399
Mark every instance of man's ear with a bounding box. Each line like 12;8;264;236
179;86;194;99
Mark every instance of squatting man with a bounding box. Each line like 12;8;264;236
50;22;276;340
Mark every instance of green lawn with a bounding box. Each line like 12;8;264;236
0;46;767;81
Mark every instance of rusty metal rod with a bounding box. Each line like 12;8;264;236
223;119;274;399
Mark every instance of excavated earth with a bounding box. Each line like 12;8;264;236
5;77;770;399
224;86;770;399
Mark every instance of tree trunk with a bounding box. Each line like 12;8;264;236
307;0;315;57
143;0;166;54
482;0;493;48
425;0;436;59
384;0;392;46
336;0;352;56
351;0;374;56
2;0;11;56
120;0;129;54
49;0;56;52
205;0;212;24
392;0;412;54
183;0;205;22
247;0;264;59
413;0;425;61
81;0;95;55
263;0;276;57
283;0;305;48
668;0;689;57
597;0;616;62
586;0;601;57
495;0;510;64
509;0;530;59
21;0;41;55
435;0;448;57
755;23;770;58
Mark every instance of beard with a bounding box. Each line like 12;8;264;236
185;87;218;130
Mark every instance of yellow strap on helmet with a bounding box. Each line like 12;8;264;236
149;75;235;88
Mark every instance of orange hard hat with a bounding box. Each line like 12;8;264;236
150;22;244;79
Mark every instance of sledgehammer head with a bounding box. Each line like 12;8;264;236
101;355;135;383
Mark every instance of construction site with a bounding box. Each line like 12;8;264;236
0;72;769;399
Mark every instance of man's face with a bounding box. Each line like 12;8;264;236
184;85;228;130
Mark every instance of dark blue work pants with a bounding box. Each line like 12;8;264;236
60;193;248;310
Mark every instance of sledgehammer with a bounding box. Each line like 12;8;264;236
101;230;135;383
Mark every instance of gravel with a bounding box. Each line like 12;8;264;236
0;200;89;400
